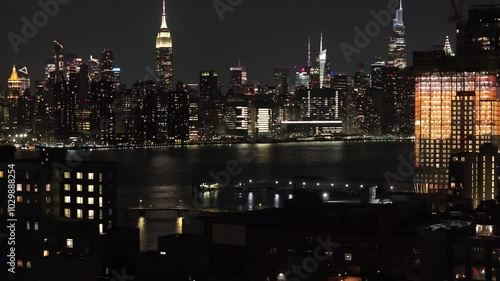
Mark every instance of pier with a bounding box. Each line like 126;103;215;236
126;205;230;219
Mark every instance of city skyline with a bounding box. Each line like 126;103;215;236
0;0;493;88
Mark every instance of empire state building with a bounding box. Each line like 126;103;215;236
156;0;173;90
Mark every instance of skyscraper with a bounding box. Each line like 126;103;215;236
456;5;500;85
230;65;244;94
167;82;190;144
199;71;220;140
273;67;289;98
155;0;173;142
156;0;173;90
414;51;500;194
90;49;116;145
51;41;77;138
387;0;407;69
100;49;114;82
318;33;329;89
7;65;22;102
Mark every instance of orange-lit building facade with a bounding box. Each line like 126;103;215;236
414;52;500;194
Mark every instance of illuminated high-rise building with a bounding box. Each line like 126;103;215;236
318;33;330;89
51;41;77;138
387;0;407;69
90;49;116;145
199;71;220;140
273;67;289;97
88;56;100;82
7;65;22;102
155;0;173;142
224;94;249;138
230;65;244;94
414;51;500;194
456;5;500;86
100;49;114;82
167;82;190;144
156;0;173;90
130;80;157;144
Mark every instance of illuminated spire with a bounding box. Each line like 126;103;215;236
319;33;323;52
161;0;168;29
156;0;172;48
9;65;19;81
394;0;404;27
307;36;311;66
444;35;454;56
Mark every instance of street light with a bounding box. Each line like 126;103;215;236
139;199;143;208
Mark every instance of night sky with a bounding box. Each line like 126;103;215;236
0;0;496;88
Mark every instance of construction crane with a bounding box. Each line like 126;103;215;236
449;0;466;23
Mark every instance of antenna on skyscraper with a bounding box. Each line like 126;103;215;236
307;36;311;66
319;33;323;52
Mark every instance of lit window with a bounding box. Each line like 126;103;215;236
99;173;103;182
27;261;31;268
45;184;51;192
77;209;83;218
99;224;104;234
64;196;71;203
64;172;71;179
88;198;94;205
17;260;23;268
76;172;83;179
345;253;352;261
43;250;49;257
160;251;166;255
99;197;103;207
17;196;23;203
66;239;73;249
88;210;95;220
16;184;22;192
64;184;70;191
88;185;94;193
0;171;4;178
88;173;94;180
77;185;83;192
26;184;31;192
26;222;30;230
64;209;71;218
77;197;83;204
34;222;39;231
